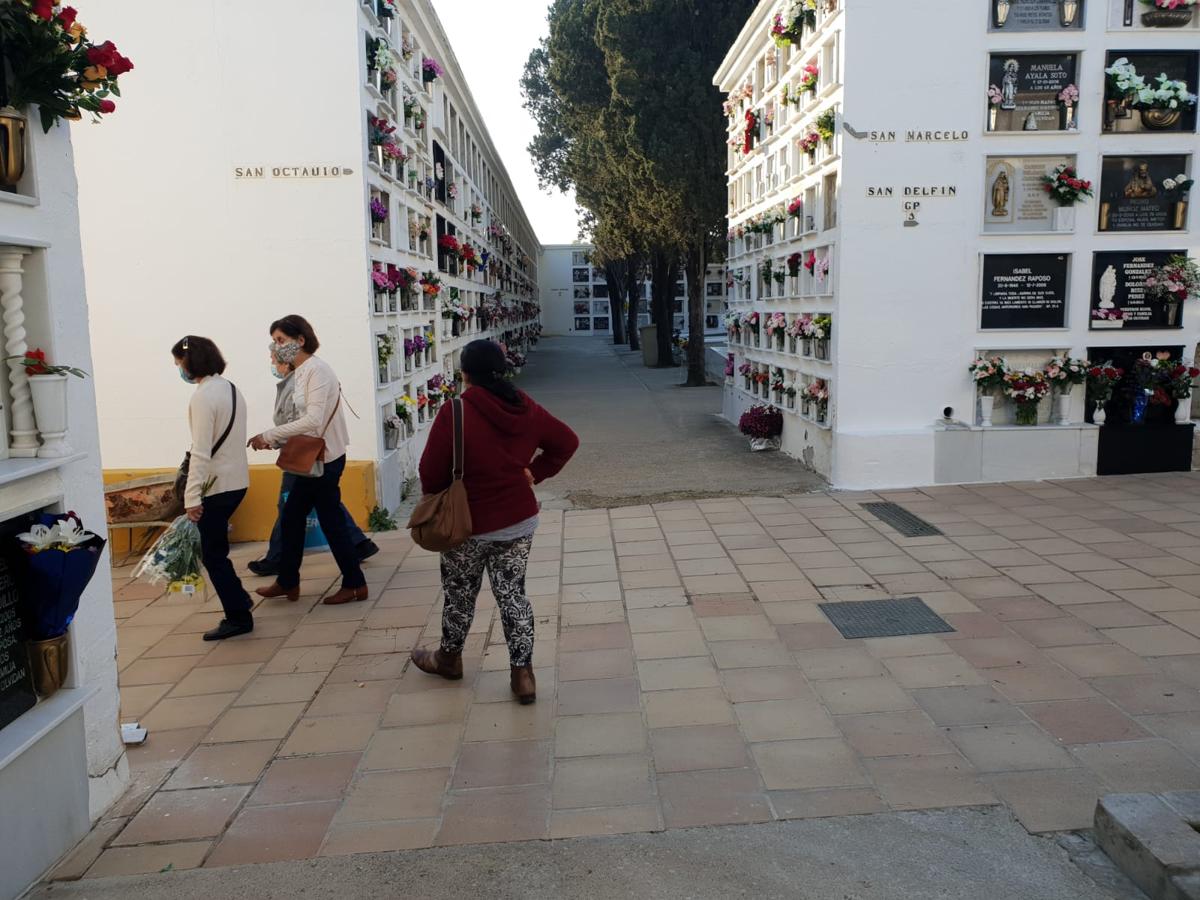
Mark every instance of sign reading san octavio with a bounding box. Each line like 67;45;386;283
233;166;355;179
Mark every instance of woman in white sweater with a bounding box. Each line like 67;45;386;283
171;336;253;641
248;315;367;606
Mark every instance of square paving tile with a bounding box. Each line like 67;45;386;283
912;686;1027;726
248;753;361;805
814;677;916;715
1140;711;1200;759
1072;739;1200;792
883;654;986;689
336;769;450;823
169;663;261;698
983;769;1105;833
796;648;885;681
320;820;440;856
164;741;279;790
281;713;381;756
452;740;552;790
1104;625;1200;657
1022;699;1149;745
836;710;956;758
436;784;551;845
650;724;752;773
114;785;251;845
550;804;662;839
752;739;869;790
657;768;772;828
865;755;996;811
235;672;327;707
206;800;339;866
632;630;709;660
362;724;462;770
465;701;554;743
555;712;646;757
552;754;655;809
557;677;641;716
946;724;1076;772
720;667;814;703
644;688;734;729
768;787;887;821
205;702;307;743
988;665;1095;703
141;692;238;732
636;656;721;692
85;842;210;878
1090;675;1200;716
381;688;473;728
711;640;797;670
1042;644;1153;678
559;649;637;681
734;699;839;742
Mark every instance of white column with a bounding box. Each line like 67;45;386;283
0;246;38;457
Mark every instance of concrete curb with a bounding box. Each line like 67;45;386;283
1095;792;1200;900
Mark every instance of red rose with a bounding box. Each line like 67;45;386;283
86;40;133;75
107;49;133;76
31;0;54;21
57;5;77;27
98;99;116;113
24;348;48;375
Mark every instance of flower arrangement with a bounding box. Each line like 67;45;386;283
134;516;200;593
369;115;397;148
373;41;396;74
765;312;788;339
739;404;784;439
1145;255;1199;305
772;269;787;287
1041;165;1093;207
787;252;802;277
799;64;820;94
798;132;820;154
790;313;812;338
787;197;803;218
1164;361;1200;400
1044;356;1089;392
376;332;396;366
400;35;415;61
438;234;460;254
420;271;442;297
1057;84;1079;105
814;256;830;283
761;259;774;285
804;251;816;275
987;84;1003;108
1139;0;1197;8
1002;370;1050;425
470;202;483;222
771;369;786;393
815;108;836;140
369;197;389;223
0;1;134;131
725;354;735;378
726;313;742;337
1106;58;1197;110
969;356;1007;393
744;311;760;333
1092;308;1125;323
448;183;459;200
770;0;809;47
422;56;444;83
377;0;397;18
806;380;830;422
1163;173;1195;194
12;349;87;378
810;314;831;340
371;266;391;294
738;361;752;377
743;109;759;155
1086;363;1124;404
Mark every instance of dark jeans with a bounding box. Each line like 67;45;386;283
277;455;366;591
264;472;367;563
199;489;253;622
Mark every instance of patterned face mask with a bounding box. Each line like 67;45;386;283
273;340;301;364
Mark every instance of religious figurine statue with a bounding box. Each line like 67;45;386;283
1124;162;1158;199
1023;112;1038;131
1098;265;1118;309
1001;59;1019;110
991;169;1010;217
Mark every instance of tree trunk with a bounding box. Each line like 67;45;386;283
683;243;707;387
625;253;641;352
649;250;678;368
603;264;626;345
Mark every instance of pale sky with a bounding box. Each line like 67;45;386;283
432;0;581;246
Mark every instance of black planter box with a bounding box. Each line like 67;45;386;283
1097;423;1194;476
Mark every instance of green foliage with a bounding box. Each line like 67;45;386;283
367;506;399;532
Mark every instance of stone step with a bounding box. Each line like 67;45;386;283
1094;792;1200;900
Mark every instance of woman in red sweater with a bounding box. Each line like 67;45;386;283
411;340;578;704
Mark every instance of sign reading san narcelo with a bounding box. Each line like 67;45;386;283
234;166;355;179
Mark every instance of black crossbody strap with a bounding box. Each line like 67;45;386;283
212;382;237;456
451;398;464;481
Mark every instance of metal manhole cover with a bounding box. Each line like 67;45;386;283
860;502;943;537
818;597;955;640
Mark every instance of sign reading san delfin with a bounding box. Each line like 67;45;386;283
234;166;355;179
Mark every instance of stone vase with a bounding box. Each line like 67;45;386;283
1094;403;1107;426
1052;205;1076;232
29;373;70;458
979;395;995;427
1054;391;1071;426
1176;397;1192;424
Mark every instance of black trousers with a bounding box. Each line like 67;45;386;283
199;488;253;622
277;455;366;591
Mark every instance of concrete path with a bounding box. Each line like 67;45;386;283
517;336;824;506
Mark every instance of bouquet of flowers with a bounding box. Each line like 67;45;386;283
1145;255;1199;305
1057;84;1079;106
420;271;442;297
815;108;836;140
798;132;820;154
969;356;1007;393
804;251;817;275
725;354;735;378
787;252;803;278
1092;308;1125;324
799;64;820;94
987;84;1003;107
810;314;832;340
814;256;830;283
1086;363;1123;403
744;311;760;333
738;361;752;377
370;197;389;223
739;404;784;439
438;234;460;254
1002;370;1050;424
743;109;759;155
371;265;391;294
790;313;811;337
134;516;204;593
1041;165;1093;206
422;56;444;83
1044;356;1089;392
14;513;106;639
368;115;396;148
787;197;803;218
470;203;483;222
1165;362;1200;400
1163;173;1195;194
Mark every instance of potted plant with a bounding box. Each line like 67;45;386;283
9;350;88;457
1002;369;1050;426
1044;356;1089;425
1040;164;1092;231
1145;254;1199;327
422;56;444;84
1086;363;1123;425
739;404;783;451
13;513;106;697
969;356;1007;426
1138;0;1197;27
811;315;832;359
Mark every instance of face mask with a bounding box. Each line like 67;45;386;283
179;367;195;384
271;365;286;380
274;341;301;364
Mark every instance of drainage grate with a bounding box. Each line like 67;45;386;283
861;502;943;537
818;597;955;640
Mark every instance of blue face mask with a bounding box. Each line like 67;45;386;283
271;365;286;380
179;367;195;384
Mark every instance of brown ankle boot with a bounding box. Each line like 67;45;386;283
255;582;299;602
410;648;463;680
510;665;536;705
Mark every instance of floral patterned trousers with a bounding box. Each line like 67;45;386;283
439;535;535;667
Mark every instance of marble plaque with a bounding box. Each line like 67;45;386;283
985;155;1075;232
988;53;1078;132
981;253;1069;329
0;557;37;731
991;0;1085;31
1099;155;1191;231
1090;249;1186;330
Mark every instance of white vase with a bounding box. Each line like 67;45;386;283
1054;392;1071;426
1093;403;1106;426
1176;398;1192;424
979;395;994;427
29;373;70;458
1052;206;1076;232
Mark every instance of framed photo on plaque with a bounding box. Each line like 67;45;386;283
980;254;1070;329
1103;51;1199;134
1098;155;1191;231
1090;249;1186;330
985;155;1076;232
987;53;1079;132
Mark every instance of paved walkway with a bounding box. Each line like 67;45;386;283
515;337;824;505
50;474;1200;883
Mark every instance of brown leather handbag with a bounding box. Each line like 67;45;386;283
276;394;341;476
408;398;472;552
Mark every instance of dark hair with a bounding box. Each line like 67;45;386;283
269;314;320;353
461;340;521;406
170;335;226;377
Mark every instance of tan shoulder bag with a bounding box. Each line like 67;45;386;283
408;398;473;552
277;394;341;477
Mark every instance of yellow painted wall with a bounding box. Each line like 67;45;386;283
103;462;377;555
